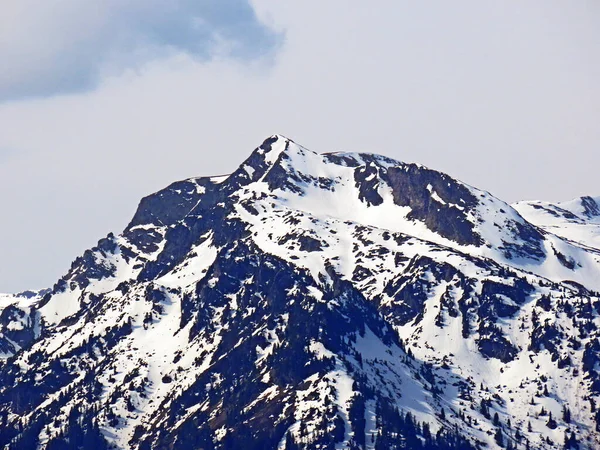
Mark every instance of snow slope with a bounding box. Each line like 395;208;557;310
515;196;600;251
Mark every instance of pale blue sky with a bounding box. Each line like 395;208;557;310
0;0;599;292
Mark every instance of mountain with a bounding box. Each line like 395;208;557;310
1;135;600;450
514;196;600;251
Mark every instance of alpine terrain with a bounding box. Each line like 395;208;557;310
2;135;600;450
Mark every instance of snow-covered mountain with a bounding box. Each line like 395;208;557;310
1;135;599;450
514;196;600;252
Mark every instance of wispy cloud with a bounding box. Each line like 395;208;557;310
0;0;282;102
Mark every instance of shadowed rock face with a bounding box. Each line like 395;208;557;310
581;196;600;218
2;136;600;450
0;305;36;356
385;164;482;246
497;219;546;260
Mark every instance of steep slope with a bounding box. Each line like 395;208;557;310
1;135;600;450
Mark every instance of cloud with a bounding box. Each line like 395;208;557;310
0;0;281;102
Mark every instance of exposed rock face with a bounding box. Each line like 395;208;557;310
581;196;600;219
0;304;36;356
385;164;483;246
1;135;600;450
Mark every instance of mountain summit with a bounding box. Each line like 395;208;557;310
1;136;600;449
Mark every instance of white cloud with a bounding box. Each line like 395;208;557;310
0;0;599;292
0;0;280;101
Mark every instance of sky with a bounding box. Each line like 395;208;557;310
1;0;599;293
